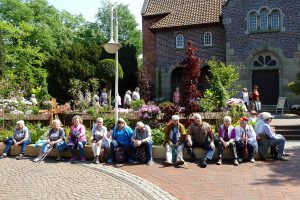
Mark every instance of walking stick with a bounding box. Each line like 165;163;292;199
243;140;247;160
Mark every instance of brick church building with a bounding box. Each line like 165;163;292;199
142;0;300;105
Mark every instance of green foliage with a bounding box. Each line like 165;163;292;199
0;129;14;142
31;106;40;115
288;63;300;94
76;100;89;112
151;128;165;145
158;101;173;108
87;107;98;118
101;115;115;131
68;79;83;98
208;59;241;97
288;82;300;94
88;78;100;97
26;122;49;144
202;59;241;111
210;75;229;110
31;86;50;102
96;59;123;80
131;99;145;111
199;90;218;112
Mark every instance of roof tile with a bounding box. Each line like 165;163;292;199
143;0;223;29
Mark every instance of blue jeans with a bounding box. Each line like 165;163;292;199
132;141;153;161
268;134;285;157
4;139;30;155
41;141;67;154
187;140;215;160
68;141;86;158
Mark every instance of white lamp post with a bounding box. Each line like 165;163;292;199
101;5;122;125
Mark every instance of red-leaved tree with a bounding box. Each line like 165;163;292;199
179;40;203;118
137;65;151;102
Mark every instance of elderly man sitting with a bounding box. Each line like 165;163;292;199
163;115;187;166
186;114;215;168
262;113;287;161
235;117;257;163
131;122;153;165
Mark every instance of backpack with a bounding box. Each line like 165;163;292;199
136;146;147;164
115;147;126;163
70;130;80;141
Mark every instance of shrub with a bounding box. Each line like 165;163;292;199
162;104;181;122
0;129;14;142
87;107;98;118
138;105;161;120
131;99;145;111
76;100;89;112
158;101;173;108
26;123;49;144
151;128;165;145
31;106;40;115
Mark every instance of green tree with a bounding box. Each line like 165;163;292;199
201;59;241;110
288;64;300;94
208;59;241;97
96;0;142;56
95;59;123;109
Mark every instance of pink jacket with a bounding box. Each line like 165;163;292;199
69;124;86;142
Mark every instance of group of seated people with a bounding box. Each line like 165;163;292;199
0;112;288;167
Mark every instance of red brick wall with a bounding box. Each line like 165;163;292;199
142;16;163;83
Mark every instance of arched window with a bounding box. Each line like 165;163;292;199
260;9;269;31
253;55;277;67
249;12;257;32
271;10;280;30
203;32;212;46
175;34;184;49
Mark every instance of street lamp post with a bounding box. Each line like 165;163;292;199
102;6;122;125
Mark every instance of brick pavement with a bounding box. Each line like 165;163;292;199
0;158;175;200
0;145;299;200
117;146;300;200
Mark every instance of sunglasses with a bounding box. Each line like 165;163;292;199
118;121;124;124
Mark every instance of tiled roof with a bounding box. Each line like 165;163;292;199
143;0;223;29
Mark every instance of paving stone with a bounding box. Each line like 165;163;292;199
0;158;174;200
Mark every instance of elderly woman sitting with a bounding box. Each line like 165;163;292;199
91;117;109;164
1;120;31;160
33;119;67;162
67;115;87;162
108;118;135;163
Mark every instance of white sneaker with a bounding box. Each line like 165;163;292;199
238;158;243;163
249;158;255;163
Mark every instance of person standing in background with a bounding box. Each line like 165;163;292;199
173;87;180;105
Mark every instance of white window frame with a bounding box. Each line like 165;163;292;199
203;32;212;47
260;9;269;31
175;34;184;49
271;10;280;30
249;12;257;32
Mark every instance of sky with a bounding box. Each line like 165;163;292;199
47;0;144;29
